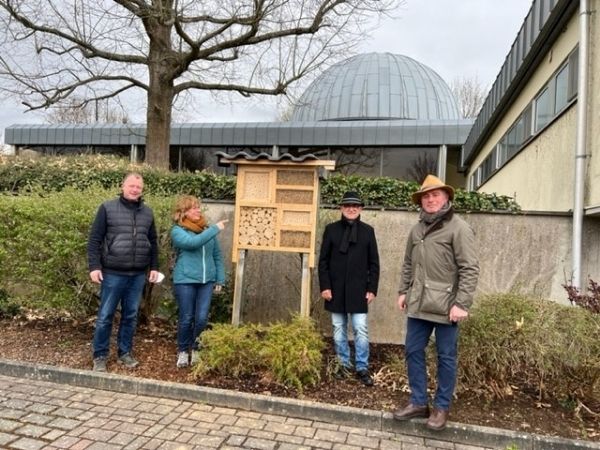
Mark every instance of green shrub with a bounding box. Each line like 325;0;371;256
0;289;21;319
0;189;98;316
0;188;175;319
459;293;600;403
260;317;325;390
192;323;265;378
192;316;324;391
0;155;519;211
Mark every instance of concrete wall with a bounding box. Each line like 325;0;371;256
202;203;600;344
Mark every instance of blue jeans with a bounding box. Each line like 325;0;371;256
405;317;459;411
92;272;146;359
174;283;214;352
331;313;369;371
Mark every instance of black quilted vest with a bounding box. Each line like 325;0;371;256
101;197;154;272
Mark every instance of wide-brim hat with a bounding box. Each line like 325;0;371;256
411;175;455;204
339;191;364;206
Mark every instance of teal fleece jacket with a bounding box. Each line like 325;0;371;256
171;224;225;285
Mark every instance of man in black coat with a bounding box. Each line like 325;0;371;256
318;191;380;386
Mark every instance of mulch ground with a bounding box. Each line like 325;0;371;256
0;317;597;442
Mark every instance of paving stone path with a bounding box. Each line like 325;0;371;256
0;374;491;450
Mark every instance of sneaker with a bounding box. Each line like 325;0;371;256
177;351;189;368
356;369;374;386
190;350;200;366
117;353;139;368
92;357;107;372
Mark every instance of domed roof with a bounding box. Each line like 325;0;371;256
291;52;459;122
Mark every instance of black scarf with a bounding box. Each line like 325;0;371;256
420;203;454;237
340;215;359;254
419;202;452;224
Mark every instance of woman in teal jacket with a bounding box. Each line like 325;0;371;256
171;195;228;368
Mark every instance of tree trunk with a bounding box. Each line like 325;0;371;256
145;69;174;169
144;8;175;170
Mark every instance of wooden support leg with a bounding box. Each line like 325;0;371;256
231;249;247;326
300;253;311;318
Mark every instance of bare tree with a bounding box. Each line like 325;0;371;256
0;0;399;168
450;76;487;119
407;152;436;183
45;97;130;124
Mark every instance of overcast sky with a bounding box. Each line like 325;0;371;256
0;0;532;135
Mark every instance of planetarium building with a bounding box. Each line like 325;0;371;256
5;52;473;185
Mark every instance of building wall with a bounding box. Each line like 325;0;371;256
481;107;577;211
202;203;600;344
586;3;600;209
468;11;580;211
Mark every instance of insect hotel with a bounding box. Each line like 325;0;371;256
218;151;335;325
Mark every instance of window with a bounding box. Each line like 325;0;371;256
513;116;525;154
480;47;578;182
522;104;533;141
535;87;552;132
506;126;518;159
478;150;497;185
497;136;508;166
568;48;579;100
554;65;569;113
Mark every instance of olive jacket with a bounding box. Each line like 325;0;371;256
398;209;479;324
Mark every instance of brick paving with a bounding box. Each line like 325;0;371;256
0;374;491;450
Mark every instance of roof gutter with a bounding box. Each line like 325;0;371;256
571;0;591;290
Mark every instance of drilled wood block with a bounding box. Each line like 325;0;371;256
276;189;313;204
280;230;311;248
242;171;270;200
238;206;276;247
277;169;314;186
282;210;311;226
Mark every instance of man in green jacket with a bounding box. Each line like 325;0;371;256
393;174;479;431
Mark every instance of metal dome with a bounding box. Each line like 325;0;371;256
291;52;460;122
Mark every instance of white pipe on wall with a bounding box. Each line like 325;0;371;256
572;0;590;290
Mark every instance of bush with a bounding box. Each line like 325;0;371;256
0;188;175;318
0;189;98;316
459;293;600;404
192;323;265;378
563;278;600;314
192;316;324;391
0;155;520;211
0;289;21;319
260;317;325;390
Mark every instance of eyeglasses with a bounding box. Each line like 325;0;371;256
341;204;361;209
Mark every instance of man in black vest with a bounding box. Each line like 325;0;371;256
318;191;380;386
87;172;160;372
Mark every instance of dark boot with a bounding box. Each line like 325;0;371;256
426;408;449;431
333;365;352;380
356;370;374;386
392;403;430;421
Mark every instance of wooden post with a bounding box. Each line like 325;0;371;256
231;249;246;326
300;253;311;317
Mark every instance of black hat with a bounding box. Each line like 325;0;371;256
339;191;364;206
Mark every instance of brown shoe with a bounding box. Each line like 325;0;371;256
392;403;430;421
426;408;449;431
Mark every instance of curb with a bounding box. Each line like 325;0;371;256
0;358;597;450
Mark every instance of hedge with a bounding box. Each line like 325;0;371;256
0;155;520;212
